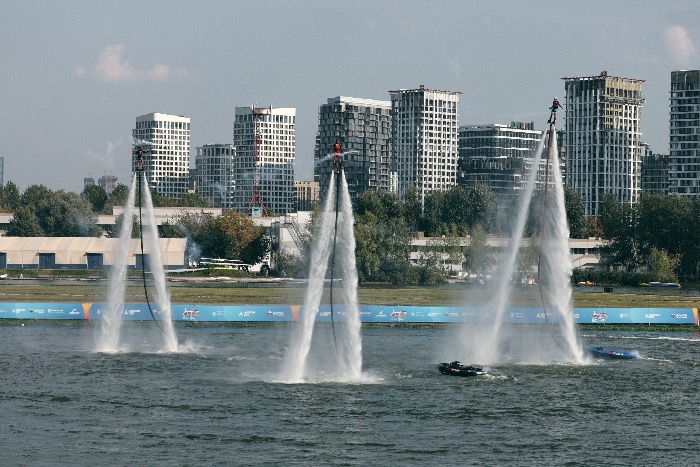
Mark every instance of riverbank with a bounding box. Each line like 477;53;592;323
0;280;699;308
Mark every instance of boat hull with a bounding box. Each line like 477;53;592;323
438;362;487;377
587;347;637;359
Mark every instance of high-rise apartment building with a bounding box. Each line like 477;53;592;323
232;106;295;215
132;112;191;200
314;96;392;204
195;144;235;208
389;85;460;205
563;72;644;216
669;70;700;197
458;122;543;203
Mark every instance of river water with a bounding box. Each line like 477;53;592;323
1;323;698;466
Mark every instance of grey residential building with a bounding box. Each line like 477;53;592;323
389;85;461;206
641;143;669;196
458;122;543;204
314;96;392;204
195;144;235;208
563;72;645;216
668;70;700;197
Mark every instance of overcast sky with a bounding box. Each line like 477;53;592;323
2;0;699;192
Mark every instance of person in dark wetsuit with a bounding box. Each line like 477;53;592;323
548;98;563;124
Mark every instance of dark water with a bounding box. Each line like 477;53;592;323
1;323;699;466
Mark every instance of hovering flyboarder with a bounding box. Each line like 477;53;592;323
547;97;564;124
134;148;146;171
330;139;343;172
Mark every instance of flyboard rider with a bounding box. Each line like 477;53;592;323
547;97;563;124
330;139;343;172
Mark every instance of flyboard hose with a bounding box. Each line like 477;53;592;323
328;170;340;352
537;122;563;350
137;173;164;332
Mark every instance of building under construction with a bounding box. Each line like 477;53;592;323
232;106;296;216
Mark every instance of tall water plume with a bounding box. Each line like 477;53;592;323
97;174;137;353
96;172;178;353
282;170;362;382
449;125;583;365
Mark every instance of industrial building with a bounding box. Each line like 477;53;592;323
389;85;461;206
562;72;645;217
0;237;187;270
195;144;235;208
232;106;296;216
314;96;392;204
132;112;191;200
668;70;700;197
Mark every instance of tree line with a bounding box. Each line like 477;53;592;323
2;180;696;283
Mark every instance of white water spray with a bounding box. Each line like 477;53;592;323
451;125;584;365
282;170;362;382
96;172;178;353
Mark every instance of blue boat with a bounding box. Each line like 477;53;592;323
588;347;637;359
640;282;681;288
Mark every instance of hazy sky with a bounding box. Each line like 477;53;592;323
2;1;699;192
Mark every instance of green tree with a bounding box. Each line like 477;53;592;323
648;247;681;282
178;193;211;208
466;184;498;232
599;193;640;272
5;206;43;236
564;186;586;238
463;224;492;276
21;184;53;211
81;184;108;213
2;181;21;211
105;184;129;211
36;191;100;237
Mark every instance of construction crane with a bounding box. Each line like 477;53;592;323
248;106;269;217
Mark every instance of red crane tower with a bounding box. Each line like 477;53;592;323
248;106;269;216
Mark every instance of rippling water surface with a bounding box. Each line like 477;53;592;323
1;323;699;466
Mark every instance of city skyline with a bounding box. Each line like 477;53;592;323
2;1;699;191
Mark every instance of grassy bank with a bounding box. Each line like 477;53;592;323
0;281;699;309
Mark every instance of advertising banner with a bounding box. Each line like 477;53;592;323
0;302;697;325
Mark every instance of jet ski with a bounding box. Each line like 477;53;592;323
438;361;487;377
588;347;637;359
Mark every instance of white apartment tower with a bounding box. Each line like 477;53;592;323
195;144;235;208
389;85;460;205
563;72;644;217
132;112;191;200
669;70;700;197
314;96;392;204
232;106;296;215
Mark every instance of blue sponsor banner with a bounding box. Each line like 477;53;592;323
574;308;697;325
0;302;697;325
0;302;85;319
171;304;294;322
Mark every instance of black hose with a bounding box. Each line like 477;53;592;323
537;122;563;350
328;170;340;352
137;172;164;332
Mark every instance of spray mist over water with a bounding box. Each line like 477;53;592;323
447;126;584;365
282;170;363;383
96;172;178;353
